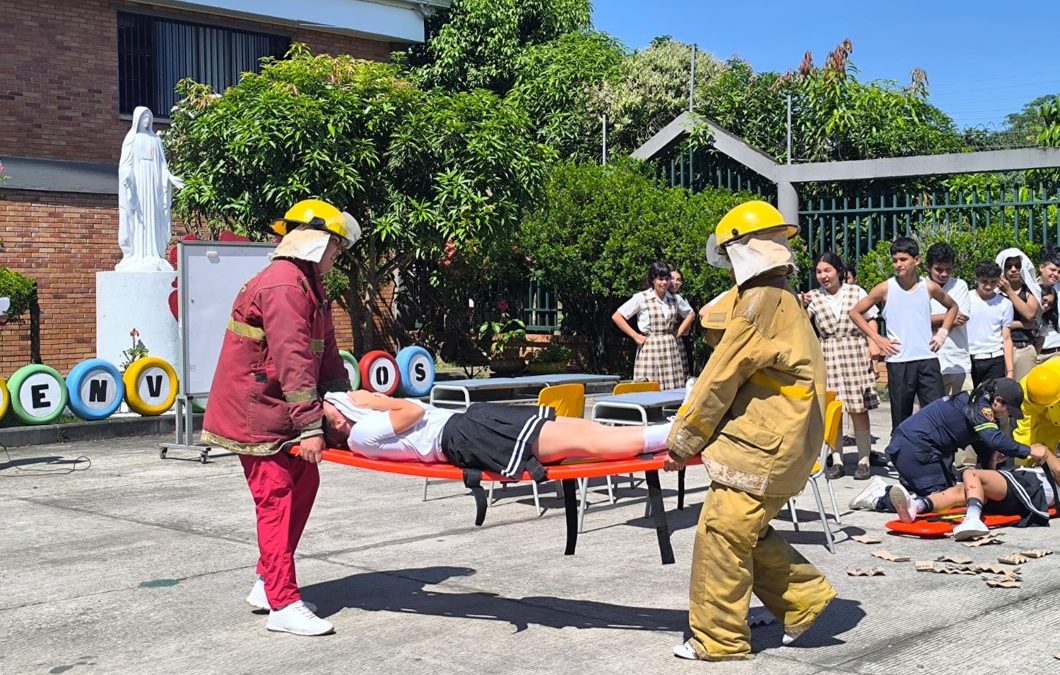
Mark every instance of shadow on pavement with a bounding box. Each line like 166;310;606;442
303;566;865;650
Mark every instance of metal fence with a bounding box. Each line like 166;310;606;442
659;148;777;199
801;184;1060;263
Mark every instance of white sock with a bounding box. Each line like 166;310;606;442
831;451;843;466
966;498;984;521
643;423;673;452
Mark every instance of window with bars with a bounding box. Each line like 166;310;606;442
117;12;289;117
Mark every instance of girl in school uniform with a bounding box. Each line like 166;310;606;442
612;261;694;390
804;251;881;480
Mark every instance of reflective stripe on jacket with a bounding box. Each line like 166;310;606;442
202;258;350;455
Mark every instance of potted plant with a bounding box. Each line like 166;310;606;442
527;343;572;374
476;302;528;375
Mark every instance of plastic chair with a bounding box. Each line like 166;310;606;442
787;399;843;554
612;381;661;395
488;383;586;515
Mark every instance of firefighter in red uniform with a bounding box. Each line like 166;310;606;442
202;199;359;636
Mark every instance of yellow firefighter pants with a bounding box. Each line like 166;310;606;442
688;483;837;660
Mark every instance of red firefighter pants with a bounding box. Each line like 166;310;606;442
240;451;320;609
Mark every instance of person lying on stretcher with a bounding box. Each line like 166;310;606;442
889;447;1060;541
320;390;674;482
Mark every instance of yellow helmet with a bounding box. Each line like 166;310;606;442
271;199;360;249
1024;365;1060;407
714;200;797;248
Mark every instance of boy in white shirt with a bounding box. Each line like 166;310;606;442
926;244;971;395
850;237;959;431
966;261;1014;387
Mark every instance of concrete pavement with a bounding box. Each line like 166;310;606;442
1;408;1059;674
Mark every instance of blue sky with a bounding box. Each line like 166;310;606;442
593;1;1060;131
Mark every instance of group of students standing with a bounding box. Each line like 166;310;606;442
802;238;1060;478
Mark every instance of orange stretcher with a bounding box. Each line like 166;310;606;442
291;446;679;564
885;507;1057;537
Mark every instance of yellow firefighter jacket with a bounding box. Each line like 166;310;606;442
667;272;827;499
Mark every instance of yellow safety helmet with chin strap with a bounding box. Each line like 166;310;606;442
706;200;798;268
1024;363;1060;407
271;199;360;249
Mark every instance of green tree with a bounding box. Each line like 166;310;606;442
519;158;747;371
593;37;724;155
405;0;591;94
166;46;549;351
508;30;625;162
701;41;965;163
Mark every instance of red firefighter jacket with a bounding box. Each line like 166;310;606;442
201;258;350;455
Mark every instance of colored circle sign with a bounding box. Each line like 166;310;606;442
66;358;125;420
396;346;435;397
9;364;69;425
359;350;400;395
123;357;179;416
0;377;9;421
339;350;361;390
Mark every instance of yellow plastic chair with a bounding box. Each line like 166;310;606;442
787;399;843;554
612;381;661;396
488;384;586;515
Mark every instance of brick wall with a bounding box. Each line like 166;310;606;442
0;0;404;376
0;0;401;164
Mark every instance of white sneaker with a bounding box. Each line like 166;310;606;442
673;640;705;660
888;484;918;523
266;600;334;636
953;518;990;541
848;476;887;511
247;577;316;613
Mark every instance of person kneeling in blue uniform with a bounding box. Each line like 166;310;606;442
850;377;1049;512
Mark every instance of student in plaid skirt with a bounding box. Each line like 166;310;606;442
613;261;694;390
804;252;881;480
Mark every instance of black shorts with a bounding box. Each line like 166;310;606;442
983;469;1051;527
440;403;556;479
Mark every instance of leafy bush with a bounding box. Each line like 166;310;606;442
856;221;1041;291
519;158;749;371
0;267;36;321
529;342;571;363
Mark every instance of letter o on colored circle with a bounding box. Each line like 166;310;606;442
359;350;400;395
339;350;361;390
9;364;69;425
396;346;435;397
67;358;125;420
0;377;9;421
123;357;179;416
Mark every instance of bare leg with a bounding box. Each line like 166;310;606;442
532;418;658;463
923;469;1010;511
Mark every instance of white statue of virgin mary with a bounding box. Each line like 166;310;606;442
116;106;185;272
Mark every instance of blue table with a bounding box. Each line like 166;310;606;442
429;373;620;410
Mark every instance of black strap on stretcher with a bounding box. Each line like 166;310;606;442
464;454;675;565
462;457;548;527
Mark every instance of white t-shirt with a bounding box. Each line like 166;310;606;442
346;401;455;463
616;290;691;334
806;283;878;322
930;278;972;375
1041;317;1060;350
966;291;1013;357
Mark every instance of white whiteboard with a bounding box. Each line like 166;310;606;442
179;241;274;397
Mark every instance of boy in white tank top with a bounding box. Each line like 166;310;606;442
850;237;959;432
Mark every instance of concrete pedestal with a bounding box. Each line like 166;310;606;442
96;271;180;377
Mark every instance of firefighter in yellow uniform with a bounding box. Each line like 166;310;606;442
1013;360;1060;466
667;201;837;661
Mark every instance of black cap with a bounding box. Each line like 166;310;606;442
992;377;1025;420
